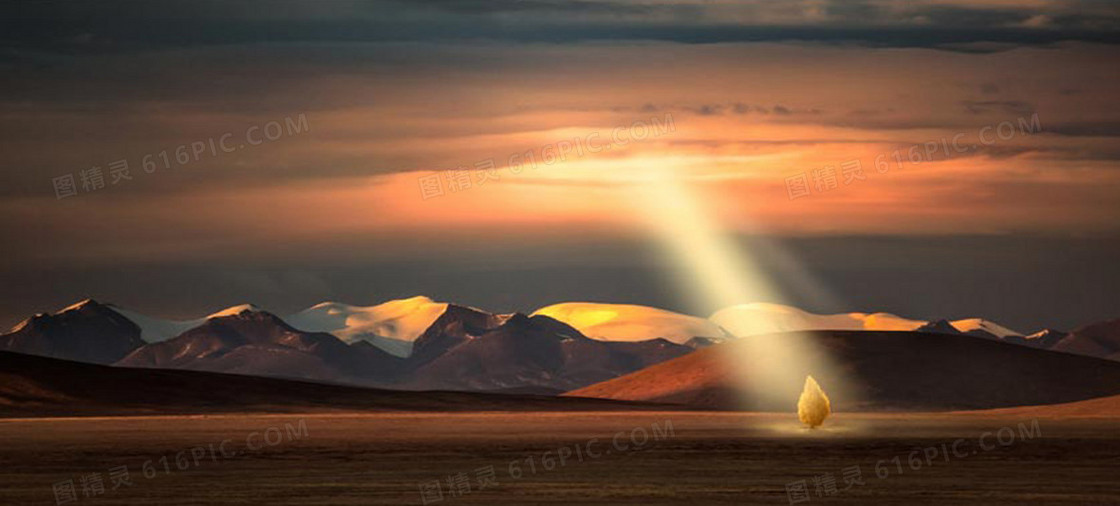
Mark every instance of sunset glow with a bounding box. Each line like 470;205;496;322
5;3;1120;505
3;0;1119;332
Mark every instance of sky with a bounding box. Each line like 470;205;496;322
2;0;1119;332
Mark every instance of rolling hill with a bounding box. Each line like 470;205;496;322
0;351;670;417
566;330;1120;411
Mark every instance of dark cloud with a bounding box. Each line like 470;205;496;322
657;103;821;117
694;104;725;116
1031;146;1120;162
2;1;1119;55
961;100;1035;115
917;5;1037;27
822;0;882;22
845;107;896;117
382;0;672;16
1045;121;1120;137
664;138;894;150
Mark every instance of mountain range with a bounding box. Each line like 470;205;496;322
2;298;698;393
2;296;1118;398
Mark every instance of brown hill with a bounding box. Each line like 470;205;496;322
1051;318;1120;361
566;330;1120;411
0;351;672;418
85;304;693;393
116;308;402;384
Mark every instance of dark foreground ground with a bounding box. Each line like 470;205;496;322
1;411;1118;505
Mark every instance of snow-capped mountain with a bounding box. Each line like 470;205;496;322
117;306;401;384
2;296;1116;394
530;302;729;345
110;303;267;343
709;302;926;337
0;297;695;392
401;310;692;392
708;302;1023;340
2;297;1037;362
0;299;144;364
112;302;692;392
284;296;449;357
109;307;204;343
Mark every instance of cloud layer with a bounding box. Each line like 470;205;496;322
1;1;1119;332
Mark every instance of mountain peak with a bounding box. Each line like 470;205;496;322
286;296;452;358
1005;328;1069;349
916;319;961;335
207;304;263;319
57;298;120;314
1027;328;1066;339
59;298;98;312
1;298;143;364
400;295;436;305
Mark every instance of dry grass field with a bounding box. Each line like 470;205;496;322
2;411;1119;505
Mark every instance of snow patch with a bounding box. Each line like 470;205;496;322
112;303;263;343
207;304;262;319
59;298;96;313
7;318;32;333
111;308;205;343
950;318;1023;338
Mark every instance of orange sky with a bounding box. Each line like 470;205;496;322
3;0;1120;330
6;41;1118;267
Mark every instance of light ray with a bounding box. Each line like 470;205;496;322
630;165;860;414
